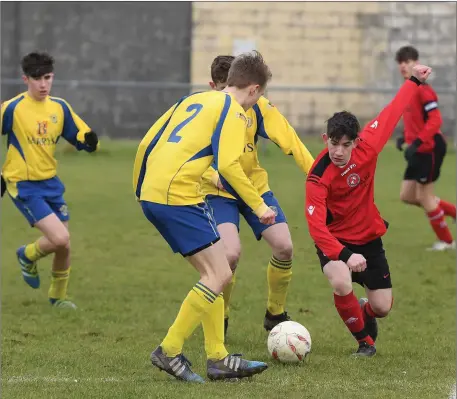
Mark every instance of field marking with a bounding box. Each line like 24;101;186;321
449;383;456;399
5;376;122;383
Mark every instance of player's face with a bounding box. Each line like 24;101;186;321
398;59;417;79
209;81;227;91
324;134;357;167
23;73;54;101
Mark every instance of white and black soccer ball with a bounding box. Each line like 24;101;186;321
267;321;312;363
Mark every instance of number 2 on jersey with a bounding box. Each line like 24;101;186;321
167;103;203;143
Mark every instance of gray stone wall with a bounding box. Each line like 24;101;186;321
1;2;192;139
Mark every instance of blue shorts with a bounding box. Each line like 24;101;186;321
9;177;69;226
206;191;287;240
140;201;220;257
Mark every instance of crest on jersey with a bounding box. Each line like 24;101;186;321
50;114;58;124
246;117;253;128
236;112;248;125
347;173;360;188
37;121;48;135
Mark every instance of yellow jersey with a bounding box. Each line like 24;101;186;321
133;91;269;217
1;92;95;185
201;96;315;199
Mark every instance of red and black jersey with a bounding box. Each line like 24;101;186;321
403;83;443;153
305;79;421;262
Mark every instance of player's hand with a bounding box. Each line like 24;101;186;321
215;178;226;191
396;137;405;151
346;253;367;273
84;131;99;151
412;64;432;83
404;139;422;162
259;207;276;225
1;174;6;198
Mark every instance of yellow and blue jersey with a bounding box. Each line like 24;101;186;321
133;91;269;218
1;92;96;195
201;96;315;198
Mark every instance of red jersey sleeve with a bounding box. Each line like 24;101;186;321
417;85;442;147
360;78;421;154
305;178;351;261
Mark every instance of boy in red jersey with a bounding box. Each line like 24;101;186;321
305;65;431;357
395;46;455;251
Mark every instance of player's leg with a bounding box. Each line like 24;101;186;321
242;192;293;330
206;195;241;335
360;288;392;344
216;223;241;336
10;194;66;289
399;179;420;206
261;222;293;329
40;196;74;308
316;245;375;357
358;238;393;345
415;138;454;250
323;261;375;356
417;182;454;250
401;169;455;217
187;243;267;381
142;202;267;381
433;136;456;220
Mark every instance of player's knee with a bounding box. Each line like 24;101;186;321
332;280;353;296
272;240;293;261
400;191;418;205
52;230;70;250
417;192;437;212
220;266;233;288
370;302;391;318
226;248;241;271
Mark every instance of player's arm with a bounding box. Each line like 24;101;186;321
57;99;99;152
204;163;224;189
1;102;8;197
254;100;315;174
133;103;177;200
305;178;351;261
361;77;422;154
1;101;8;135
212;101;269;218
415;86;442;149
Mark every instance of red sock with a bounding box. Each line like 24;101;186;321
362;302;376;320
427;207;454;244
334;292;374;346
438;199;456;219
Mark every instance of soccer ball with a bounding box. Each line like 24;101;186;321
267;321;312;363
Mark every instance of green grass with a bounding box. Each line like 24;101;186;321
1;139;456;399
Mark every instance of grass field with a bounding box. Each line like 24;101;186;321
1;139;456;399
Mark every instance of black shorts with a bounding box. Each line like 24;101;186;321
316;237;392;290
404;134;447;185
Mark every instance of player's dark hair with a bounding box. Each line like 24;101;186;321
326;111;360;141
227;50;272;89
211;55;235;84
21;52;54;78
395;46;419;63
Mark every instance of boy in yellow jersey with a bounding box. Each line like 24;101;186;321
1;52;99;309
202;56;315;336
133;51;275;383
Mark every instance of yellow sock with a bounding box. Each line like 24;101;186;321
25;241;47;262
222;271;236;319
48;267;71;301
267;257;292;315
161;282;216;357
202;294;229;361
